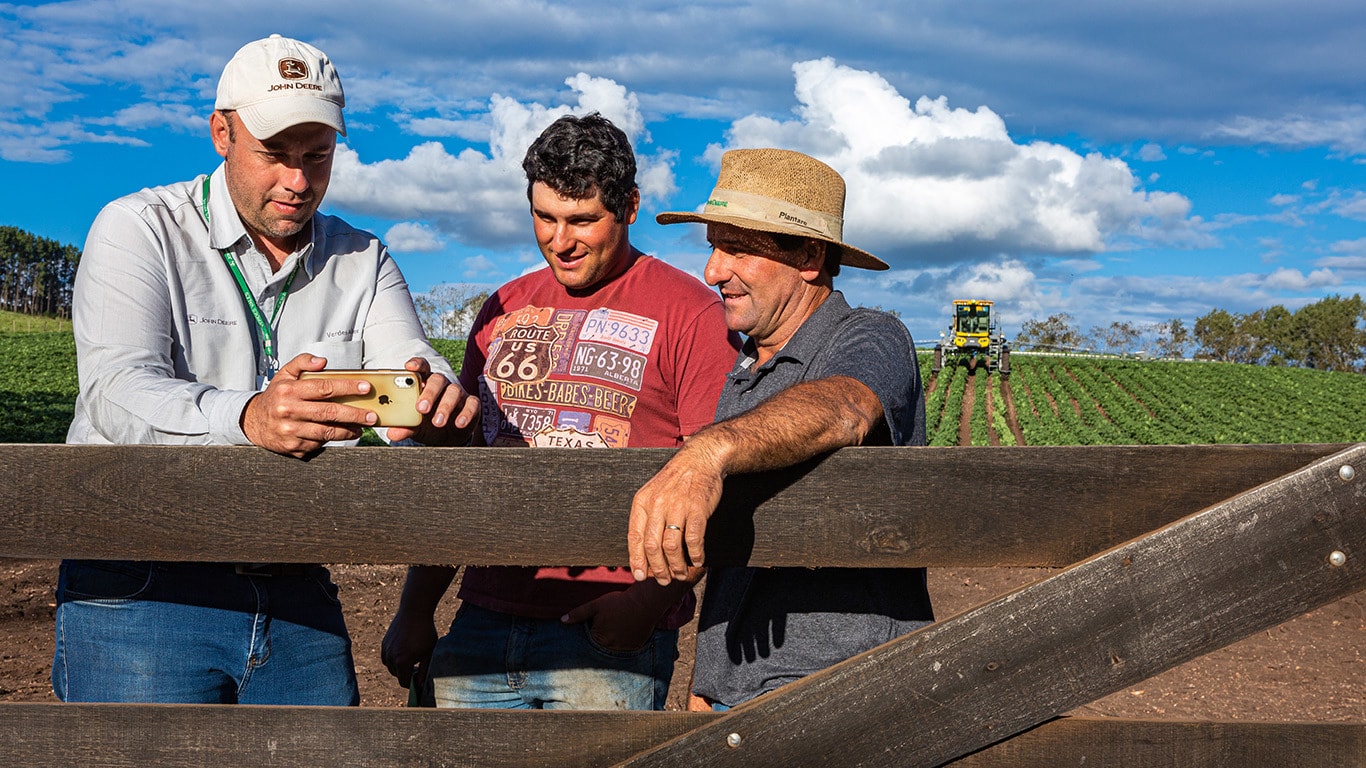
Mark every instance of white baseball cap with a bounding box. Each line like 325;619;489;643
215;34;346;139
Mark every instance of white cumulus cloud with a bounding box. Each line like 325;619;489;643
1263;266;1340;291
327;73;674;249
708;58;1207;267
383;221;444;253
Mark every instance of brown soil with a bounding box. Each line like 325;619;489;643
1002;378;1026;445
958;370;975;446
2;559;1360;720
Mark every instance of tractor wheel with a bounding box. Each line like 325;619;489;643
932;345;943;372
999;347;1011;377
967;355;978;373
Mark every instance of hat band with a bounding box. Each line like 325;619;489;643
703;188;843;241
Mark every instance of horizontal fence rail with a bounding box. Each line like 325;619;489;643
0;707;1361;768
0;442;1350;566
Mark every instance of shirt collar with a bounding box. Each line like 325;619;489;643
737;290;853;372
204;163;318;280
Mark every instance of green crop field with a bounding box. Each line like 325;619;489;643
918;352;1366;447
0;329;466;444
1;325;1360;447
0;331;78;443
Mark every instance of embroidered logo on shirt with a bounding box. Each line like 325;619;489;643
188;314;239;326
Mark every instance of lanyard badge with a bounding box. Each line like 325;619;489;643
201;176;301;379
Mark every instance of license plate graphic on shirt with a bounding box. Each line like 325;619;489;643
532;425;610;449
570;341;647;390
579;309;658;356
486;323;559;386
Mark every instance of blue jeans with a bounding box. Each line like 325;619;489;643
53;560;359;705
426;603;677;710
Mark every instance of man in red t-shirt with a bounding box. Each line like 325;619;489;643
382;114;739;709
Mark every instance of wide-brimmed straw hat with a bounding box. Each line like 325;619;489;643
656;148;887;270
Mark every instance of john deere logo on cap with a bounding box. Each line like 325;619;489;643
278;58;309;80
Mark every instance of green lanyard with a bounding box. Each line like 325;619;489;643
201;176;301;378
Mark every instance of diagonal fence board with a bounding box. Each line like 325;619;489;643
609;443;1366;768
0;706;1360;768
0;443;1347;566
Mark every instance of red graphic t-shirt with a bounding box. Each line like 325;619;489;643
456;253;740;628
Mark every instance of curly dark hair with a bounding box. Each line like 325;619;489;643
522;113;638;222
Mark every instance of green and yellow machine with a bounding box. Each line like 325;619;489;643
932;299;1010;375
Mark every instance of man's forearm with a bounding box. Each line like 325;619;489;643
689;375;884;476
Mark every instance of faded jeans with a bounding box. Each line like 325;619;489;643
53;560;359;705
426;603;677;710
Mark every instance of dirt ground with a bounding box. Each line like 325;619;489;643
2;559;1360;720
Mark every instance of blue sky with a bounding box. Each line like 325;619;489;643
3;0;1364;345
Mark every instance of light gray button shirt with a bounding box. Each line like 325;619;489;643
67;163;453;446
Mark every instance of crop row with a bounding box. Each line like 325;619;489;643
1011;356;1366;446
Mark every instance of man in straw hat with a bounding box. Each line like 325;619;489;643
59;34;473;705
627;148;932;709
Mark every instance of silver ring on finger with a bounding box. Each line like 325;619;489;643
665;524;682;531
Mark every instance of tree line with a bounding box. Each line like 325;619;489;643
1015;294;1366;373
0;226;80;319
7;221;1362;374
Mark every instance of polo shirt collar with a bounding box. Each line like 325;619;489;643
729;290;853;383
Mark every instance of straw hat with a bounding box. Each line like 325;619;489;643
656;148;887;270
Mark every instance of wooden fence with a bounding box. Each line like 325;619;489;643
1;442;1363;767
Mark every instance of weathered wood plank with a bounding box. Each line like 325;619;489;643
611;443;1366;768
0;443;1346;566
0;703;715;768
0;706;1360;768
946;717;1366;767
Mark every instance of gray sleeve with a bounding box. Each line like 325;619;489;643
71;201;253;445
807;309;926;447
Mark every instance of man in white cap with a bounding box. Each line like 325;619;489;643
57;35;476;705
627;148;933;710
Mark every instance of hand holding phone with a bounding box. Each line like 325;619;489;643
299;369;424;427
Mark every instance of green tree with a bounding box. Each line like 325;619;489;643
1092;321;1141;355
1193;308;1248;362
1016;313;1085;351
1152;318;1191;359
0;226;81;318
412;283;491;340
1244;305;1295;366
1292;294;1366;372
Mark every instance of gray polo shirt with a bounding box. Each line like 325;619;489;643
692;291;933;707
67;163;452;446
